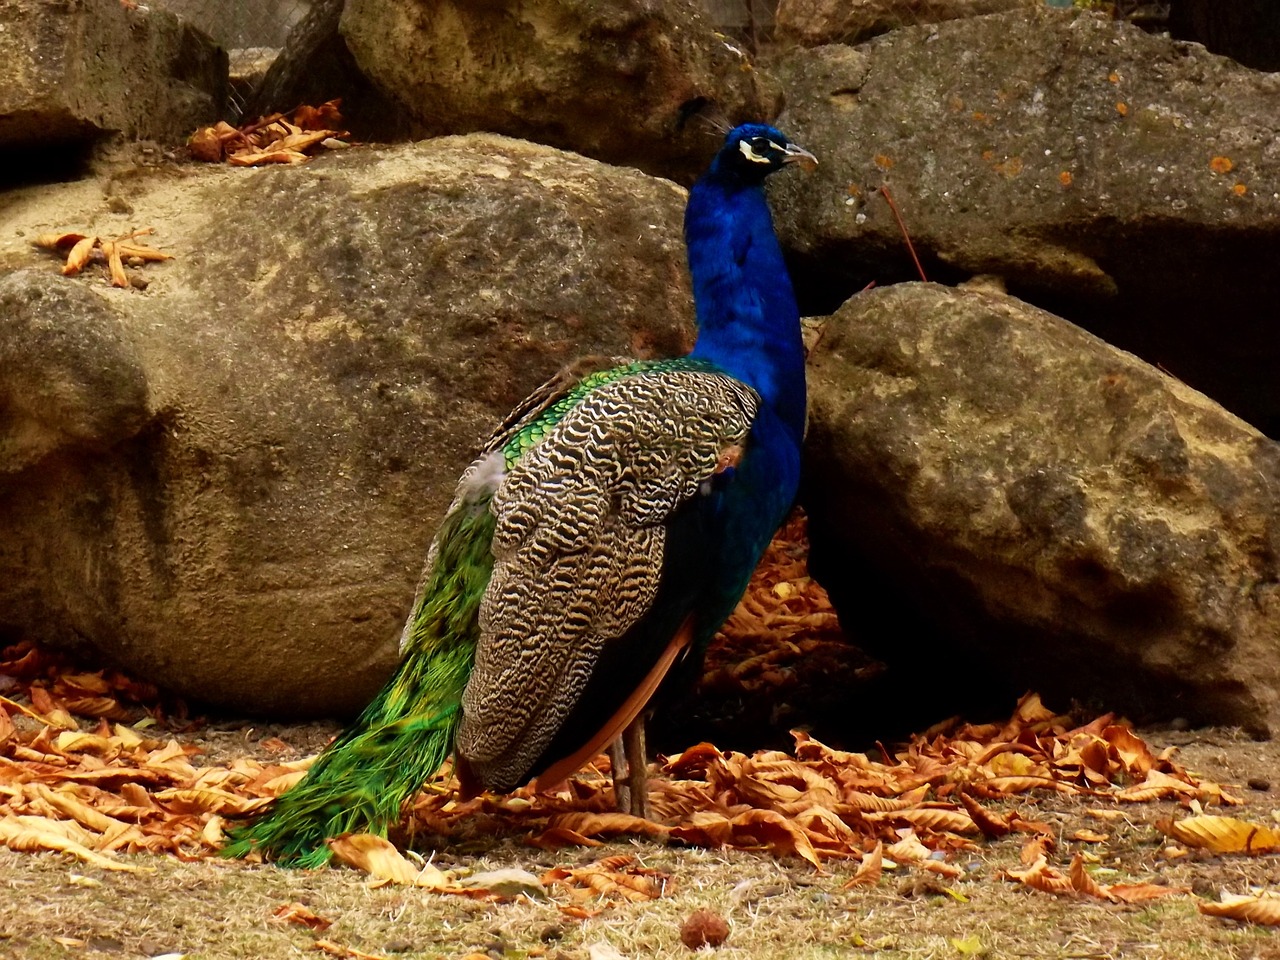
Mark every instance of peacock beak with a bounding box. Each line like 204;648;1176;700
781;142;818;172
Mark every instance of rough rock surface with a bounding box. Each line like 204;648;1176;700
339;0;780;183
0;136;694;716
775;0;1034;47
768;8;1280;433
244;0;421;141
803;283;1280;734
0;0;225;156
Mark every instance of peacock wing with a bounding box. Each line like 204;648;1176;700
397;356;631;657
455;367;760;791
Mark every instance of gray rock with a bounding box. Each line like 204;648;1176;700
243;0;422;141
338;0;781;183
769;7;1280;432
0;277;149;473
0;136;694;716
803;282;1280;734
775;0;1035;47
0;0;226;154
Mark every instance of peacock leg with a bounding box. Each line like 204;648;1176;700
607;737;630;812
622;717;650;820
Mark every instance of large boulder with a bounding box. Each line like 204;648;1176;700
0;0;225;157
0;136;695;716
243;0;422;141
803;282;1280;735
768;7;1280;433
338;0;780;182
775;0;1034;47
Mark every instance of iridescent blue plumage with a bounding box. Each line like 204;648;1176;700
687;123;811;449
223;124;814;863
682;123;814;652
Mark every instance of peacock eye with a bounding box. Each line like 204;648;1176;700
738;137;777;164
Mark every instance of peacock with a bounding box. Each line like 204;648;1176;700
223;123;816;866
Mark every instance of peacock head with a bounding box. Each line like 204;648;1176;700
712;123;818;183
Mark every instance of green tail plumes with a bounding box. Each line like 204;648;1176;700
222;500;496;867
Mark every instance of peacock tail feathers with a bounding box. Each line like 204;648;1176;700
221;495;495;866
223;122;813;864
220;357;727;863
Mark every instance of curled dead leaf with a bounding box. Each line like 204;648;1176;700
543;856;669;903
0;813;142;872
843;840;883;889
1067;852;1114;901
327;834;452;889
33;228;172;285
1199;892;1280;925
313;939;390;960
61;236;97;276
1159;815;1280;855
272;901;333;931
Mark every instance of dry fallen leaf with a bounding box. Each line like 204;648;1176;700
1199;892;1280;925
189;100;350;166
272;901;333;931
326;834;452;889
0;813;141;872
0;522;1244;926
33;228;172;287
544;856;669;903
313;940;389;960
843;840;883;889
1159;815;1280;855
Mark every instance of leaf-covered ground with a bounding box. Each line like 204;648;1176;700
4;517;1280;959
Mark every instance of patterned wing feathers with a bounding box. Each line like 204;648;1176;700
456;370;759;790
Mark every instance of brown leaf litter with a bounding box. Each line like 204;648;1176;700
0;515;1273;929
32;227;172;288
188;99;350;166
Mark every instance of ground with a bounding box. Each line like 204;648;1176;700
4;519;1280;959
5;717;1280;958
2;727;1280;957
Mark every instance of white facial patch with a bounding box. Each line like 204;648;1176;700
738;139;772;163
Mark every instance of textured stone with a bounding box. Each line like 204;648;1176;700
0;0;225;155
0;136;695;716
768;8;1280;432
804;283;1280;734
775;0;1034;47
338;0;780;183
243;0;421;142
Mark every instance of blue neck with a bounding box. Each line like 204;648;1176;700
685;170;806;448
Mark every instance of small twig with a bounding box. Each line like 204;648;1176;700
879;184;928;283
222;111;286;147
